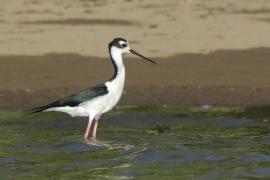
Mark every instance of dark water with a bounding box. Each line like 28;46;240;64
0;107;270;179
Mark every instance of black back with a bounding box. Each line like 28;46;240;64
28;84;108;114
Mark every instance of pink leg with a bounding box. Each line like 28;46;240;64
91;120;99;140
84;119;93;140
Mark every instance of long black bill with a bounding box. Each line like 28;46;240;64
129;49;157;64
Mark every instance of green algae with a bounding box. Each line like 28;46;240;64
113;105;240;117
1;105;270;121
0;106;270;179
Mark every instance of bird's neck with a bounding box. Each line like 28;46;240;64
109;47;125;82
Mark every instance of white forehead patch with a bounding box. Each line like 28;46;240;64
119;41;127;45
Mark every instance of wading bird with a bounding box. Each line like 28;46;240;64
28;38;156;142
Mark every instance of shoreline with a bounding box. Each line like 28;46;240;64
1;86;270;109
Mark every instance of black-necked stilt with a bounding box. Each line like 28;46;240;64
28;38;156;142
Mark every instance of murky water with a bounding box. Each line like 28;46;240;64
0;107;270;179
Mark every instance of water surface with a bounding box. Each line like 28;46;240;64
0;107;269;179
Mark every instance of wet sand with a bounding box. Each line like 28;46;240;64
1;47;270;108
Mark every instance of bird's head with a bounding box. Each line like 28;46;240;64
109;37;157;64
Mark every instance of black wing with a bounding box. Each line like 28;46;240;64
28;84;108;114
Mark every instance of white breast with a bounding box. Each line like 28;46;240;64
103;68;125;113
80;47;126;116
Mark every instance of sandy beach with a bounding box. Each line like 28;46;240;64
1;0;270;108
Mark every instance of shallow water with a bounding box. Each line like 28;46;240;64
0;107;270;179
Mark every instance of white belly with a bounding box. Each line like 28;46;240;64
46;72;125;119
46;51;126;119
81;84;124;116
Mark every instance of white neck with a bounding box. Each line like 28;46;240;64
109;46;125;81
106;46;126;99
101;47;126;113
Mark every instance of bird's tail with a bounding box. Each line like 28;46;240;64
23;106;48;117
